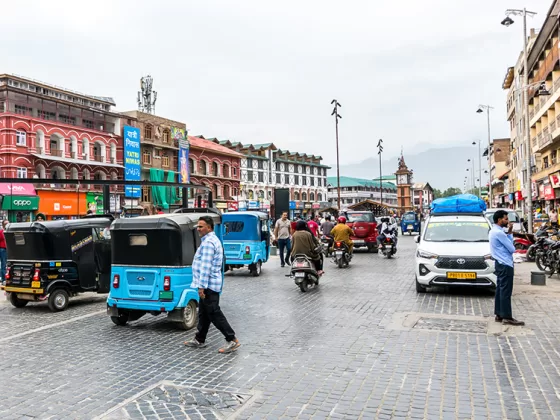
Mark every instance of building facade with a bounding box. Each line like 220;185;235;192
326;176;397;210
412;182;434;211
0;74;124;220
395;155;414;214
188;136;242;211
489;138;511;208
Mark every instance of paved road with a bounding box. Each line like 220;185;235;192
1;236;560;419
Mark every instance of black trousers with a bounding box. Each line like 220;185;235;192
494;262;514;319
195;289;236;343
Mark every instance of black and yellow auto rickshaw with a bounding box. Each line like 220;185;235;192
1;217;113;311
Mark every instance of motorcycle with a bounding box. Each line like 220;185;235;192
526;225;558;262
380;235;396;258
321;234;334;257
333;241;351;268
290;254;320;292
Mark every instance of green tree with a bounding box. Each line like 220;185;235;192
442;187;462;197
433;188;443;199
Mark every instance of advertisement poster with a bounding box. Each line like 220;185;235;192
86;193;104;215
544;185;555;200
124;125;141;198
178;140;190;183
550;172;560;189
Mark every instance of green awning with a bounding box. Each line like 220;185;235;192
1;195;39;211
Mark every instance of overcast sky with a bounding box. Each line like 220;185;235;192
1;0;553;165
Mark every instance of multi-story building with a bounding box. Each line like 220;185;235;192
212;140;329;215
412;182;434;211
488;138;511;207
120;111;185;210
0;74;124;220
188;136;242;212
326;176;398;210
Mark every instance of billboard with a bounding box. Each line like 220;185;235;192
124;125;141;198
178;139;190;183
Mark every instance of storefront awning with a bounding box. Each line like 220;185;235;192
0;183;36;196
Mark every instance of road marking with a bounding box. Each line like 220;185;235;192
0;310;105;343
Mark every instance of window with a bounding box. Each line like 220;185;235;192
223;164;230;178
258;172;264;182
142;150;151;165
145;124;153;139
223;185;230;198
294;175;299;185
302;176;307;186
247;158;253;168
83;119;94;129
200;161;208;175
213;184;219;198
276;162;281;171
257;160;264;169
212;162;219;176
553;150;558;165
38;110;56;120
544;156;550;168
248;170;254;181
298;165;302;173
233;167;237;176
129;234;148;246
276;174;282;184
163;130;170;143
142;186;151;202
310;177;314;186
310;193;315;201
302;192;307;201
14;104;31;115
16;130;27;146
59;114;76;125
14;233;26;246
224;222;245;234
162;154;170;167
189;158;195;174
16;168;27;178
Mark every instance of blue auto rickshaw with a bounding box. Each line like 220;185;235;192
222;211;270;276
400;211;421;235
106;209;223;330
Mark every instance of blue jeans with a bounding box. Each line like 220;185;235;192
0;248;6;283
277;238;291;266
494;261;514;319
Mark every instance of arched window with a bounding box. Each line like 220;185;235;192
36;130;45;153
212;162;219;176
223;164;230;178
110;143;117;163
70;168;79;179
16;130;27;146
317;193;323;201
145;124;153;139
213;184;220;198
223;185;230;199
302;192;307;201
189;158;195;174
310;192;315;202
258;190;265;199
200;161;208;175
294;191;300;200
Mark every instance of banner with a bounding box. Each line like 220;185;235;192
86;192;104;215
544;185;555;200
124;125;141;198
550;172;560;189
178;139;190;183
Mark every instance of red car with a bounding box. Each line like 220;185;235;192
345;211;378;252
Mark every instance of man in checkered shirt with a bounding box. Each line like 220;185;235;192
184;216;240;353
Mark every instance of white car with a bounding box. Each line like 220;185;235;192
484;208;523;233
415;214;496;293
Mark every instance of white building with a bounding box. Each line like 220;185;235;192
412;182;434;210
327;176;398;209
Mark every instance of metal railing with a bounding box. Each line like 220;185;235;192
50;149;64;157
93;155;104;162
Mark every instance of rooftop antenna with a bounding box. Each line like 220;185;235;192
137;75;158;114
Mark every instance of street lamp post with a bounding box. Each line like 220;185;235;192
476;105;494;203
377;139;384;205
501;8;537;232
472;141;482;197
331;99;342;210
468;159;475;194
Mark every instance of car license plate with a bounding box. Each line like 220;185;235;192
446;272;477;279
295;272;305;278
336;251;343;256
243;254;252;260
31;281;41;288
159;291;173;300
14;271;21;277
353;240;364;245
407;225;413;230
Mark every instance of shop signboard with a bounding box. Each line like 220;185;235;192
0;183;36;196
248;200;260;209
312;203;320;209
110;195;121;213
550;172;560;189
0;195;39;211
539;184;545;199
227;201;238;211
304;203;312;209
123;125;141;198
289;201;296;209
514;191;523;201
37;191;88;216
238;201;248;211
86;193;104;215
544;185;555;200
262;200;271;209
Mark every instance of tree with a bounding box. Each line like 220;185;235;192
433;188;443;199
441;187;462;197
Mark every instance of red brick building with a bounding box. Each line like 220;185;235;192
0;74;124;220
187;136;242;211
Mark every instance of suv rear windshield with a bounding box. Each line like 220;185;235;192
486;211;519;224
347;213;374;223
423;220;490;242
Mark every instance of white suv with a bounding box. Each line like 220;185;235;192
414;213;496;293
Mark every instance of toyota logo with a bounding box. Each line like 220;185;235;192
456;258;466;265
13;200;31;206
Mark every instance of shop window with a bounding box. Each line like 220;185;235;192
16;167;28;178
16;130;27;146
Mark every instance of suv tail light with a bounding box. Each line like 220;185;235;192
245;246;250;254
113;274;120;289
32;269;40;282
163;276;171;291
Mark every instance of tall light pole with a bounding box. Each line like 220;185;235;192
331;99;342;210
501;8;537;232
472;141;482;197
468;159;475;195
377;139;384;205
476;105;494;203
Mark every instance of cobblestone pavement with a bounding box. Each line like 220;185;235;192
1;236;560;419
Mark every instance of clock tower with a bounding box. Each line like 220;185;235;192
395;153;413;214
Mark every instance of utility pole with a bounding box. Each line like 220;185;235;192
377;139;383;205
331;100;342;210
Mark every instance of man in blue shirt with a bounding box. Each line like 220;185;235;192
489;210;524;326
184;216;241;353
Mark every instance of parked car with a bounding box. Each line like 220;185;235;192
484;208;523;232
415;212;496;293
345;211;378;252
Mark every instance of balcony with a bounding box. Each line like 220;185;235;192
36;147;44;154
50;149;64;157
93;155;105;163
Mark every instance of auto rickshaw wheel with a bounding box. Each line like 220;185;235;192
180;300;198;330
251;261;262;277
48;289;70;312
9;293;28;308
111;313;129;326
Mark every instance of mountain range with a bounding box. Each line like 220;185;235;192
330;146;481;190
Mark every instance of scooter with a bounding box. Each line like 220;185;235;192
380;236;397;258
290;254;320;292
333;241;351;268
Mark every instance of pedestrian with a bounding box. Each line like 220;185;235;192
184;216;241;353
550;208;558;229
0;220;7;285
307;217;319;237
274;211;293;267
36;213;45;222
489;210;524;326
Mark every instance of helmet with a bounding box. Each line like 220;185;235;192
337;216;346;223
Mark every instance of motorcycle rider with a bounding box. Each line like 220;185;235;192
377;217;398;249
320;215;335;236
291;220;324;276
330;216;355;254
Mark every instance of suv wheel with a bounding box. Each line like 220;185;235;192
415;277;426;293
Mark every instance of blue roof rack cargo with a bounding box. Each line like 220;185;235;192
430;194;487;214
